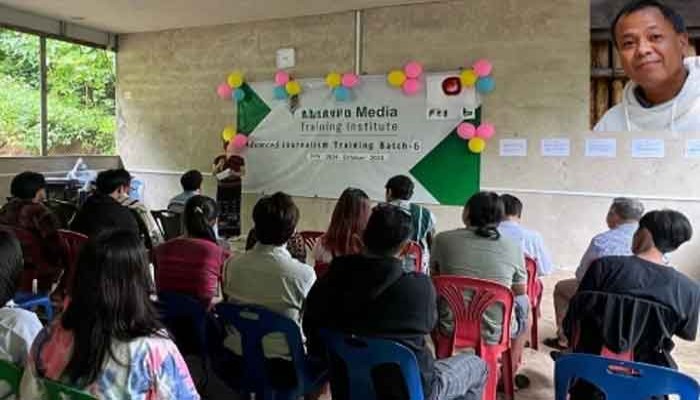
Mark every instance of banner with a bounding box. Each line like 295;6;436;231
237;74;482;205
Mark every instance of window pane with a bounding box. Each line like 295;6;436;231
46;39;116;155
0;28;40;156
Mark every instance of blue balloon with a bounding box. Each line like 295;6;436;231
273;85;287;100
233;88;246;101
335;86;350;102
476;76;495;94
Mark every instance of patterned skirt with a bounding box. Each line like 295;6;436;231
216;182;241;237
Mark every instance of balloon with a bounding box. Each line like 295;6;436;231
285;80;302;96
273;85;287;100
402;78;422;95
468;137;486;153
232;134;248;149
472;59;493;77
457;122;476;140
221;126;236;141
325;72;342;88
459;69;478;87
387;70;407;87
341;73;360;88
233;88;246;101
476;76;495;94
404;61;423;79
274;70;290;86
217;83;232;99
476;123;495;139
227;71;244;88
335;86;350;101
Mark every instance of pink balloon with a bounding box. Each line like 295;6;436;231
341;73;360;88
476;123;496;139
457;122;476;139
217;83;232;99
232;134;248;149
402;78;422;95
404;61;423;79
274;71;290;86
472;59;493;77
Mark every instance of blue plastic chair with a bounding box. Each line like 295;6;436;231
213;303;327;400
14;292;53;321
555;353;700;400
319;330;423;400
156;292;209;388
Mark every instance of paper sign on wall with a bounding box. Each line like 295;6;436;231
499;139;527;157
541;138;570;157
631;139;665;158
685;139;700;158
585;138;617;158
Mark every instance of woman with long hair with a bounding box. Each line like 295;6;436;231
311;188;371;265
20;230;199;399
213;140;246;238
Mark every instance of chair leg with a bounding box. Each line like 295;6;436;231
531;306;539;351
482;354;499;400
501;350;515;400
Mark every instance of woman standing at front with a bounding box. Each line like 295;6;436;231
213;141;246;238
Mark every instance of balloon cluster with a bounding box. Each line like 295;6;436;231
457;122;495;154
216;71;246;101
273;70;302;100
461;59;495;94
325;72;360;101
221;126;248;151
386;61;424;96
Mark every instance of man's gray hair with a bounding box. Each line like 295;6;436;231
610;197;645;221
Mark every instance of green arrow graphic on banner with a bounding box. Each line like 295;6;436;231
410;108;481;206
236;83;271;134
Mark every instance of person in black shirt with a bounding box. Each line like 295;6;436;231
303;204;487;400
577;209;699;363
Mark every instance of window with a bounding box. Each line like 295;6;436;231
46;39;116;155
0;28;40;156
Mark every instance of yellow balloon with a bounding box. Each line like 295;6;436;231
325;72;342;88
387;70;406;87
460;69;478;87
221;126;236;141
227;71;244;88
468;137;486;153
286;80;302;96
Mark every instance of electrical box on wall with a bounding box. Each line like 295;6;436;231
276;48;295;69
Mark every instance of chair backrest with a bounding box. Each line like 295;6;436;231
320;330;423;400
432;275;514;354
151;210;183;241
10;227;53;292
524;256;541;307
213;303;308;394
42;378;98;400
298;231;324;253
57;229;89;294
0;359;22;398
555;353;700;400
156;291;209;357
399;241;423;272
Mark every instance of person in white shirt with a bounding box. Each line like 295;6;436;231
498;194;554;276
0;229;42;366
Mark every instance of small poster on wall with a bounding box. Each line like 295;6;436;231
426;74;477;121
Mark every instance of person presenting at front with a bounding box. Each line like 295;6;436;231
594;0;700;132
213;141;245;238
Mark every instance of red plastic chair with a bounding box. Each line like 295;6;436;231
298;231;324;253
56;229;89;295
432;276;515;400
399;240;423;272
525;256;543;350
314;262;330;278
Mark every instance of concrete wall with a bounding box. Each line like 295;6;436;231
116;0;700;279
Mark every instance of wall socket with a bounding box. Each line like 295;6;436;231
276;48;295;69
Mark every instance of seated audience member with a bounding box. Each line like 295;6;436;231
0;172;65;291
168;170;203;214
304;204;487;400
154;196;230;306
498;194;554;276
112;169;163;246
385;175;436;272
311;187;371;266
0;229;42;366
222;192;315;359
71;169;140;238
19;230;199;399
545;197;644;350
245;228;306;263
430;191;530;386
